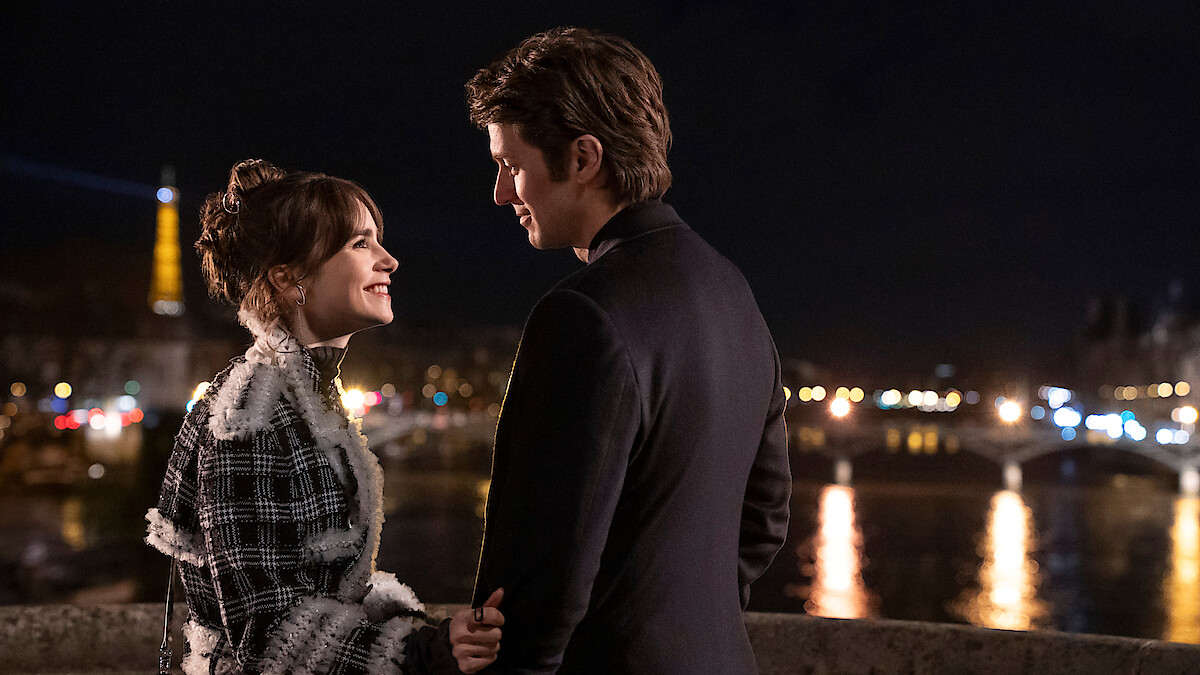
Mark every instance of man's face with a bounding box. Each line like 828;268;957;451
488;123;583;249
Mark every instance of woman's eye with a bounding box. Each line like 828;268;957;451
353;239;368;248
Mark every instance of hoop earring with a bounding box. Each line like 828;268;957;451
296;284;306;306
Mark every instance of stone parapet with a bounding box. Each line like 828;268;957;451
2;603;1199;674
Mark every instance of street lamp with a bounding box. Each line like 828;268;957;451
998;400;1022;424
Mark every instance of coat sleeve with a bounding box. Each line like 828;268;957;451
737;345;792;608
196;426;432;674
473;289;641;674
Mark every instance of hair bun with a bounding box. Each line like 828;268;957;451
228;159;288;197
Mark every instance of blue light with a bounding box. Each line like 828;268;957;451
1120;410;1136;422
50;398;68;414
433;391;448;407
1031;405;1045;420
1061;427;1076;441
156;187;175;203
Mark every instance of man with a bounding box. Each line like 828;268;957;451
464;27;791;674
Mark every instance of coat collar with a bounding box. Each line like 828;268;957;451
587;199;685;263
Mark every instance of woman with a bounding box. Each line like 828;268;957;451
145;159;502;674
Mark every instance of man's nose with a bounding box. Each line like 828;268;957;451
494;171;520;206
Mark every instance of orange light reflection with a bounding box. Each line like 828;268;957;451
803;485;876;619
954;490;1047;630
1164;497;1200;644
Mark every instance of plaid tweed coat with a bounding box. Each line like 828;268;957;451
146;317;451;674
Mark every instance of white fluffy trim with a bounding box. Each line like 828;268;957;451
363;570;425;623
144;508;207;568
181;619;223;675
305;527;363;563
255;595;414;674
208;361;285;441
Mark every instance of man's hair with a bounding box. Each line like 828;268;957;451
465;27;672;204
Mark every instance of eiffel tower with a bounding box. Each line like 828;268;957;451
149;165;184;316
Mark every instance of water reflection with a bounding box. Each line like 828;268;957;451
798;485;876;619
1164;497;1200;643
955;490;1048;630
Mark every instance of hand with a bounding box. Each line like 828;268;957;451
450;588;504;674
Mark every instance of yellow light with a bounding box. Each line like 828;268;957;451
341;388;365;411
998;401;1022;423
798;387;812;402
1126;386;1140;400
922;390;938;407
54;382;72;399
849;387;865;403
9;382;26;397
1179;406;1199;426
831;398;851;418
426;365;443;380
886;428;902;450
1160;383;1174;398
1114;387;1126;401
458;382;474;397
421;383;437;398
783;386;792;401
811;386;827;402
1178;382;1192;397
908;390;923;406
192;381;211;401
881;389;902;407
835;386;850;400
2;402;15;417
946;391;962;407
907;430;923;453
380;383;397;398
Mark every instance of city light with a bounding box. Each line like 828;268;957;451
880;389;902;407
1178;382;1192;397
811;386;827;402
849;387;865;403
835;386;850;400
798;387;813;402
1052;407;1082;428
998;401;1022;423
830;398;851;418
1178;406;1199;426
54;382;72;399
341;388;366;411
433;391;449;406
783;386;792;401
10;382;26;397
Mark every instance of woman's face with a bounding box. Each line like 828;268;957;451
297;202;398;343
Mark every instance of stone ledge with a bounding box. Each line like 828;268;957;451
2;603;1199;674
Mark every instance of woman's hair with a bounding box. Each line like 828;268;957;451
465;27;672;205
195;159;385;329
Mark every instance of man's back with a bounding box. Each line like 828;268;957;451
475;201;790;674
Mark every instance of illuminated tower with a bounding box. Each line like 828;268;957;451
149;165;184;316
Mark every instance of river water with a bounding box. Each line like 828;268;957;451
0;437;1195;644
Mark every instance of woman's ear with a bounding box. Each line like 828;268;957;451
268;265;295;294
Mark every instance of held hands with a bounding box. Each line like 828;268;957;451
450;588;504;674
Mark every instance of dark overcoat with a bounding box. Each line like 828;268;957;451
473;200;792;674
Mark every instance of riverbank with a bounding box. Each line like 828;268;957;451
2;603;1198;674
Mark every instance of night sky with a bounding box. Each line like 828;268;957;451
2;2;1197;380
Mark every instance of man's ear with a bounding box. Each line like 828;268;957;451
570;134;605;185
